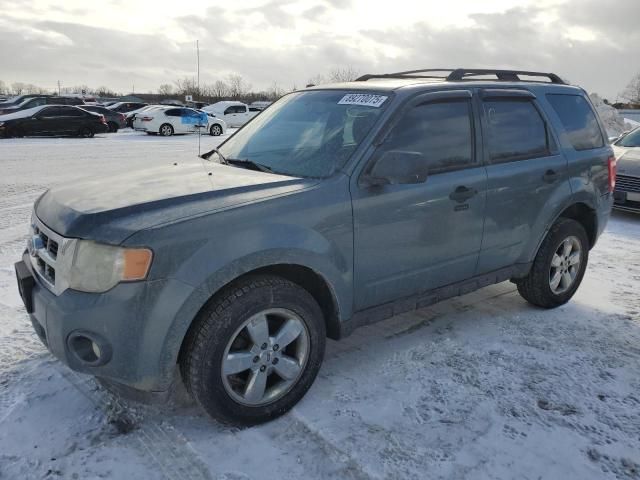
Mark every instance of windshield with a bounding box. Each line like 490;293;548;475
217;90;389;178
616;128;640;147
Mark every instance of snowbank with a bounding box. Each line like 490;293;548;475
589;93;626;136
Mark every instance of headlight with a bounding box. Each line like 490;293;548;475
68;241;153;293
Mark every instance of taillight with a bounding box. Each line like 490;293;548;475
99;115;107;124
120;113;126;122
607;155;616;193
141;116;153;122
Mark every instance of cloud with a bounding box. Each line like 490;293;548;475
0;0;638;99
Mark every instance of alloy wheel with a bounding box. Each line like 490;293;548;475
221;308;310;406
549;235;582;294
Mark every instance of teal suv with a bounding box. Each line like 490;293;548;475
15;69;615;425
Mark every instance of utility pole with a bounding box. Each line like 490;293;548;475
196;39;200;102
57;80;61;95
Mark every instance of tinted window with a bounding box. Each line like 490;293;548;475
484;99;549;162
165;109;180;116
381;100;474;173
224;106;235;114
40;107;64;117
60;107;83;117
546;94;604;150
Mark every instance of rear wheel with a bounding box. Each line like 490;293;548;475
79;127;94;138
180;275;326;425
209;124;222;136
516;218;589;308
159;123;174;136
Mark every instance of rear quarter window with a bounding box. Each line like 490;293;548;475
546;94;604;151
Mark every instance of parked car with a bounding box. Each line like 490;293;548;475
125;105;163;128
80;105;126;132
0;94;47;108
612;127;640;212
107;102;148;113
133;107;226;136
15;68;614;426
202;101;259;127
0;96;85;115
1;105;109;138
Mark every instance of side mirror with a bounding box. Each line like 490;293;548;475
363;150;428;186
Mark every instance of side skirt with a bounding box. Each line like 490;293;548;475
340;263;531;338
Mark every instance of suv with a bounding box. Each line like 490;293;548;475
15;69;614;425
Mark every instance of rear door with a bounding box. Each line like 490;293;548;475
351;90;487;310
476;89;571;273
58;106;88;134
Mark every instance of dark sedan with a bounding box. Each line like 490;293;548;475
80;105;127;132
0;105;109;138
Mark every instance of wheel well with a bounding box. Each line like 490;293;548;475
558;203;597;248
249;265;341;340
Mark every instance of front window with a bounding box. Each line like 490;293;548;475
218;90;389;178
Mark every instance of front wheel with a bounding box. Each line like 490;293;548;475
180;275;326;425
516;218;589;308
209;124;222;136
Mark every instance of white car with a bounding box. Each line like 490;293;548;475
133;106;227;136
202;101;259;127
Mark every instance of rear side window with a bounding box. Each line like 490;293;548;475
483;99;549;163
546;94;604;150
383;100;474;174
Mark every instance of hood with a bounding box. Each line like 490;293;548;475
36;161;316;244
617;149;640;177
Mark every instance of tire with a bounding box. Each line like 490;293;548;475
516;218;589;308
159;123;174;136
209;124;223;136
79;127;94;138
107;121;118;133
180;274;326;426
8;127;24;138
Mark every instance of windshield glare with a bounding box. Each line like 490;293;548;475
218;90;389;178
616;128;640;147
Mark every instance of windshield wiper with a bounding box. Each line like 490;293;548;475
226;158;274;174
200;146;228;164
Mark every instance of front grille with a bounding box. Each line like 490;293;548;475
29;215;72;295
616;174;640;193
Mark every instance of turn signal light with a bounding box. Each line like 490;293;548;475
122;248;153;280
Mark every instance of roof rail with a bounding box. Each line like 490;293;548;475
356;68;566;85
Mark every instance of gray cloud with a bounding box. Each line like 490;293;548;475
0;0;638;99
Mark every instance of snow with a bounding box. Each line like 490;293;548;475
1;131;640;479
0;105;47;121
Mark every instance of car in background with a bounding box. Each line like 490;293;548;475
0;105;109;138
612;127;640;212
133;106;226;136
125;105;163;128
0;96;85;115
107;102;148;114
0;94;48;108
80;105;127;132
202;101;258;127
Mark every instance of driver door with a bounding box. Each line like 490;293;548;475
351;90;488;310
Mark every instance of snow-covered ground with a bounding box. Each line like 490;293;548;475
0;131;639;480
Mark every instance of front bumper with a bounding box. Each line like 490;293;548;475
613;190;640;213
16;251;194;392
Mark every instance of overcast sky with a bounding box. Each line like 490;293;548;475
1;0;638;99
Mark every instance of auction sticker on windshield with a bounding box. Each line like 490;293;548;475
338;94;388;108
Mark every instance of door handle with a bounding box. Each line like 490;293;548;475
449;185;478;203
543;169;560;183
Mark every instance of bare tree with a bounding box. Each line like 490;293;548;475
11;82;26;95
96;86;117;97
0;80;6;95
306;74;326;87
621;72;640;104
174;76;200;97
265;81;285;101
227;74;251;99
210;79;230;98
158;83;174;96
328;66;360;83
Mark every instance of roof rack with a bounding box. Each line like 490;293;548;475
355;68;566;85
